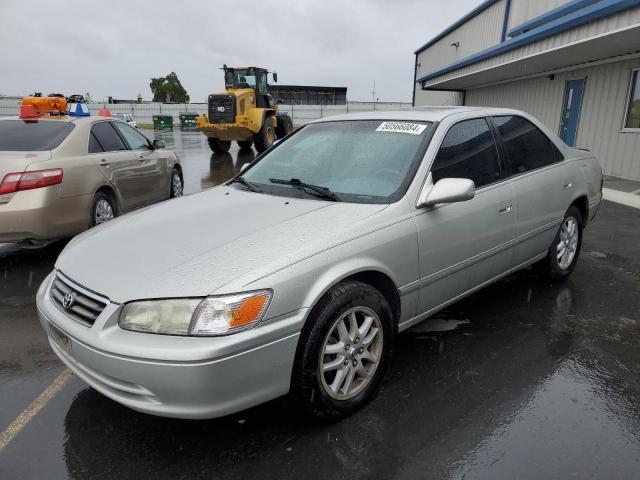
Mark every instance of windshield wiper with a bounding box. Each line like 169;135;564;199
229;176;262;192
269;178;340;201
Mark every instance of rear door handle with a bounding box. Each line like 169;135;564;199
499;205;513;215
99;159;109;167
564;183;573;190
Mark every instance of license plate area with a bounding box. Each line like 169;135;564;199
50;323;72;355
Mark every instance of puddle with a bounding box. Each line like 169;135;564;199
408;318;470;333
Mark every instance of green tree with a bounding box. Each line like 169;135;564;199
149;72;190;103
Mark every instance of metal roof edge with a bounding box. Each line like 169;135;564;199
414;0;502;55
416;0;640;84
508;0;601;38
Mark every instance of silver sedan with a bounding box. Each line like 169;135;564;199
37;107;603;420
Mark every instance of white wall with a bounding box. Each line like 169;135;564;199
416;0;506;81
424;6;640;88
466;57;640;180
507;0;572;30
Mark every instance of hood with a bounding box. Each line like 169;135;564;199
0;151;51;178
56;186;387;303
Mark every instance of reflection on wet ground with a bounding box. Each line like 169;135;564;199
142;129;255;194
0;129;639;479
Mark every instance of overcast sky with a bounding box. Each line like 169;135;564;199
1;0;478;103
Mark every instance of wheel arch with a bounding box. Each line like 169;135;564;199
94;184;119;214
301;265;402;331
570;195;589;226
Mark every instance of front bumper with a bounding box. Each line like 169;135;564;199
36;272;306;419
0;186;91;242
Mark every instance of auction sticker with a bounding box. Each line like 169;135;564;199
376;121;427;135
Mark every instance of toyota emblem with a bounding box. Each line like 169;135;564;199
62;292;75;309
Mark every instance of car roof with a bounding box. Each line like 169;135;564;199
311;106;524;123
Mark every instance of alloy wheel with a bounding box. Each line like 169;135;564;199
94;199;114;225
557;216;579;269
319;307;384;400
172;172;183;197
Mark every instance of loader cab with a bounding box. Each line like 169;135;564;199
223;66;274;108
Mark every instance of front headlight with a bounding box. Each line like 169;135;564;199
119;290;272;336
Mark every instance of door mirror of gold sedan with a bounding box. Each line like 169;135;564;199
153;139;165;150
417;177;475;208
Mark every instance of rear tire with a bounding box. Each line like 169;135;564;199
90;191;117;227
207;138;231;153
537;206;583;280
238;139;253;149
275;114;293;139
253;116;275;153
291;281;394;420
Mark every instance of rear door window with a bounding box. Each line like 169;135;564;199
492;116;562;174
88;132;103;153
431;118;502;189
0;120;75;151
90;122;127;152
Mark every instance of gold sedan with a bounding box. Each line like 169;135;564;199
0;115;182;247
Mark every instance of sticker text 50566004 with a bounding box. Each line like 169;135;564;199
376;122;427;135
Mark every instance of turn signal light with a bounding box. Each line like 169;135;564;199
0;169;63;195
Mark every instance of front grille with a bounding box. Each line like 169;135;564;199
208;94;236;123
50;273;108;326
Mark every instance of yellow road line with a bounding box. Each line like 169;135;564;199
0;370;73;452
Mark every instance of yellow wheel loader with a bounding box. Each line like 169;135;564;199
196;66;294;153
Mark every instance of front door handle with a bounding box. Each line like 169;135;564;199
564;183;573;190
499;205;513;215
138;155;146;163
99;159;110;168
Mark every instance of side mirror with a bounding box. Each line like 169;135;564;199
153;139;165;149
272;72;278;83
417;178;475;208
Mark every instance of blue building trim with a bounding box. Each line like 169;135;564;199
500;0;512;41
414;0;501;55
508;0;602;38
417;0;640;85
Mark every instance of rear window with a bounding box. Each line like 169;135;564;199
0;120;75;151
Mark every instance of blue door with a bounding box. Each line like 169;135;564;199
559;79;585;146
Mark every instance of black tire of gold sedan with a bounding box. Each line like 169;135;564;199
291;281;395;420
253;116;275;153
90;191;117;227
207;138;231;153
538;205;583;280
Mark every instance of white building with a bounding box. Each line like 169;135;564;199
413;0;640;181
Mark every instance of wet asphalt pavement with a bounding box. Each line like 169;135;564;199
1;129;639;479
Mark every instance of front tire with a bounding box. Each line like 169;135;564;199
538;206;583;280
170;168;183;198
90;191;117;227
291;281;394;420
253;116;275;153
207;138;231;153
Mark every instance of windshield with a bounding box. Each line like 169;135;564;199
226;70;256;89
241;120;432;203
0;120;75;151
